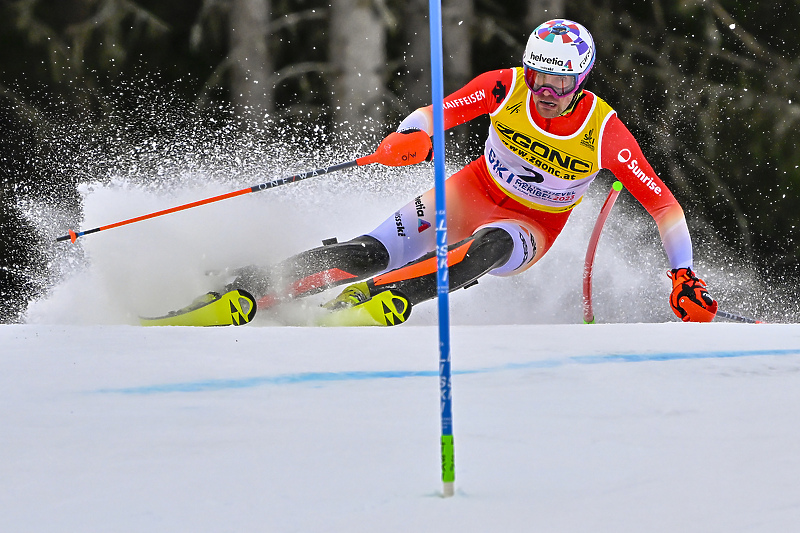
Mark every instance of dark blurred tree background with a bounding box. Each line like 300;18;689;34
1;0;798;322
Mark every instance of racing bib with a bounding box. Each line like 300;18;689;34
484;67;615;212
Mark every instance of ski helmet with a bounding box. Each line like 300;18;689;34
523;19;595;97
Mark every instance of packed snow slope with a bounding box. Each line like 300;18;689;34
2;322;800;533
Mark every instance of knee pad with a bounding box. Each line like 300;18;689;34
467;227;515;271
474;221;538;277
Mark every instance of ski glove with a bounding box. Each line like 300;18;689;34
668;267;718;322
371;129;433;167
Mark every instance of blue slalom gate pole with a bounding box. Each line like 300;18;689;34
428;0;454;497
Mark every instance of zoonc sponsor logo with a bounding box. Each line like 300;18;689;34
497;122;593;175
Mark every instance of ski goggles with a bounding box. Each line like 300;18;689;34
524;66;579;98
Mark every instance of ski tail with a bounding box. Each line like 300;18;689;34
140;289;257;327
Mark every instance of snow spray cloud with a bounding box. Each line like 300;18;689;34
17;80;797;325
18;79;429;325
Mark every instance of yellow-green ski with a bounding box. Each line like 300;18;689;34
318;290;412;327
140;289;257;327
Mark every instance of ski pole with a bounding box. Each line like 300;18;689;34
54;132;430;244
583;180;624;324
55;158;365;243
714;309;763;324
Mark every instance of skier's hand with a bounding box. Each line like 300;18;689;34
668;267;718;322
371;129;433;167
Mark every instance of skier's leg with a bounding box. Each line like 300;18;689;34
232;158;522;310
227;235;390;302
324;225;519;312
226;178;458;308
319;227;514;326
321;218;548;326
150;235;391;326
371;226;516;304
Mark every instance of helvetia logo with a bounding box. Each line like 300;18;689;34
529;53;564;67
418;219;431;232
414;196;426;217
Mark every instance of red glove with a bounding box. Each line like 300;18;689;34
360;129;433;167
668;267;718;322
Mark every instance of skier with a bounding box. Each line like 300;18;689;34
151;18;717;326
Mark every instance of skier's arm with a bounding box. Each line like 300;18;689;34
600;115;693;270
371;69;514;167
397;69;516;134
370;69;514;167
600;115;717;322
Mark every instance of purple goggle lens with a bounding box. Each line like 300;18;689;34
524;67;578;98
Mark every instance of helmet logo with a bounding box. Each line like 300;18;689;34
529;53;565;67
537;19;591;56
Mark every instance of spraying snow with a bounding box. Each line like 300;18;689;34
12;93;795;325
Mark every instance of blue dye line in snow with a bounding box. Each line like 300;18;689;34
95;347;800;395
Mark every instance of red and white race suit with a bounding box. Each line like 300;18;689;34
367;67;693;276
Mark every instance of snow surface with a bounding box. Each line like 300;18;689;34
2;322;800;532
